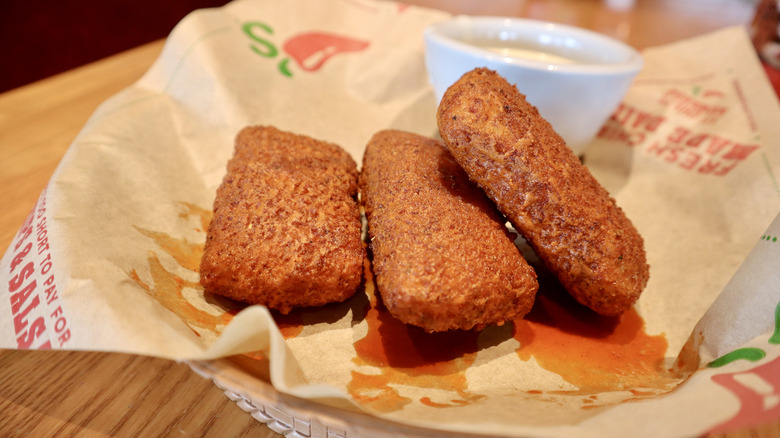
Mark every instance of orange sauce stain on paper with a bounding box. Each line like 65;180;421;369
127;202;690;413
272;311;305;339
228;350;272;382
346;263;687;413
127;202;239;334
513;280;681;396
347;264;485;413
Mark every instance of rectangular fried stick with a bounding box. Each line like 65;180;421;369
359;130;538;332
200;126;365;314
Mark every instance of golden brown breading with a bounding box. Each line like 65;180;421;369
199;126;365;314
436;68;649;316
359;130;538;332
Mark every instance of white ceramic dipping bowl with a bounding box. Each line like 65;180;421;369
424;16;643;155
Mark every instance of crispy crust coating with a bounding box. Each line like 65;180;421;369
436;68;649;316
199;126;365;314
359;130;538;332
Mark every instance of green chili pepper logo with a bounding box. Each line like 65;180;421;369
707;301;780;368
705;301;780;434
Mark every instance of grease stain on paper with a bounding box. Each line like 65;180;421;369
127;202;690;415
342;268;687;413
347;263;485;413
342;262;687;413
127;202;240;336
513;281;680;396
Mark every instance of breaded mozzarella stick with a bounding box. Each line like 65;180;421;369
360;130;538;332
200;126;365;314
437;68;649;316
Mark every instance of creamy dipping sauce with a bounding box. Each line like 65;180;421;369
464;38;605;65
483;46;580;64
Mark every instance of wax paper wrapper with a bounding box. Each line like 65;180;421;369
1;0;780;436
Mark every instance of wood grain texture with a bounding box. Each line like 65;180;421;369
0;350;281;437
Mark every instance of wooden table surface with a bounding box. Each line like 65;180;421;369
1;1;776;437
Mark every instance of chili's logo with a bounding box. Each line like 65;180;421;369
242;21;370;77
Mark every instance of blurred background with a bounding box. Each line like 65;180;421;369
0;0;770;94
0;0;229;93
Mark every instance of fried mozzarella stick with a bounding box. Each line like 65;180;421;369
437;68;649;316
200;126;365;314
360;130;538;332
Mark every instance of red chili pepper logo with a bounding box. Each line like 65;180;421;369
243;22;370;77
705;300;780;434
708;356;780;434
283;32;370;72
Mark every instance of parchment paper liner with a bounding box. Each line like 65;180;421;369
1;1;779;437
